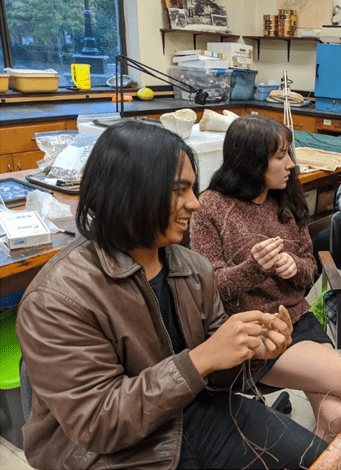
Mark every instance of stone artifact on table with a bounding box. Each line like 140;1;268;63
160;108;197;139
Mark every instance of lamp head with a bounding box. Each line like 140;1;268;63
194;89;209;105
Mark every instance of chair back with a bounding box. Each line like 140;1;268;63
330;211;341;269
19;357;32;423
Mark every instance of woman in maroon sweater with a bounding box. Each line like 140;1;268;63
191;114;341;444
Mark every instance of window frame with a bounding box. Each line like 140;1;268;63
0;0;127;96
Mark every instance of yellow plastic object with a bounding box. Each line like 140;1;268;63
137;87;154;101
9;75;59;94
0;74;9;93
71;63;91;90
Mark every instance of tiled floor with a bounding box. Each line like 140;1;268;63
0;436;34;470
0;276;331;469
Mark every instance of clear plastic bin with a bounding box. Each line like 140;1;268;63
230;68;258;100
170;66;232;104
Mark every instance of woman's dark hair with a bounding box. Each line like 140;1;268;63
76;120;199;254
208;114;308;226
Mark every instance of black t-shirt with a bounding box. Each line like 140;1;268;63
149;264;186;354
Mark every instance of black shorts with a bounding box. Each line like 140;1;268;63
250;310;334;393
179;388;327;469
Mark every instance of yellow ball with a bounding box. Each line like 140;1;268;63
137;87;154;101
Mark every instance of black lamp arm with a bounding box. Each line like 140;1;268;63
116;54;197;93
114;54;208;117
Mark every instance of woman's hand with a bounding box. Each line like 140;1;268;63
275;252;297;279
251;237;283;270
253;306;293;360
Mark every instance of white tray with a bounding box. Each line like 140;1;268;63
4;67;58;77
266;97;311;107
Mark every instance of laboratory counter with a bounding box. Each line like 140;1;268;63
2;96;341;127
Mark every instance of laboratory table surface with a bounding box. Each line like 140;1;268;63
0;169;79;301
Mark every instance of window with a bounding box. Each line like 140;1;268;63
0;0;126;88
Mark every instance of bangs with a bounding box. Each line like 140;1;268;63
268;125;293;157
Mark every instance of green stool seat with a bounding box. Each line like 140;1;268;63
0;306;25;449
0;307;21;389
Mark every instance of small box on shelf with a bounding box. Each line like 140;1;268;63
207;42;253;69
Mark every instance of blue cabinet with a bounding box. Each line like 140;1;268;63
315;43;341;112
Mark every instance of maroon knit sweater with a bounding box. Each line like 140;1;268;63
191;190;316;324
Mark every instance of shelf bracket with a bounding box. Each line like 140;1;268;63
283;39;291;61
193;33;198;50
253;38;291;61
160;29;240;55
161;30;166;55
255;38;261;60
243;36;303;62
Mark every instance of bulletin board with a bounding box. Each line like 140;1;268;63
277;0;333;29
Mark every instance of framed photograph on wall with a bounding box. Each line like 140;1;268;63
181;0;230;32
162;0;183;28
168;8;187;29
211;13;229;28
162;0;230;32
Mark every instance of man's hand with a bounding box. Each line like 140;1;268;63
251;237;283;270
253;306;293;360
275;252;297;279
189;311;276;378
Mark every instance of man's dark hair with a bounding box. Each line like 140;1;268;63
76;120;199;254
208;114;308;226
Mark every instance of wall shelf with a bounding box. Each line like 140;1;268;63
242;36;322;61
160;29;240;54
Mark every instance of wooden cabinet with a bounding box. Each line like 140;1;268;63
292;114;316;132
0;119;77;173
316;116;341;135
0;155;13;173
227;106;247;116
12;151;45;171
241;106;317;132
246;107;284;122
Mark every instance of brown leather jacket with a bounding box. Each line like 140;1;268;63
16;237;243;470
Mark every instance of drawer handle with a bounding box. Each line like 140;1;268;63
7;164;12;172
31;137;36;141
294;124;303;128
17;162;22;171
334;124;341;128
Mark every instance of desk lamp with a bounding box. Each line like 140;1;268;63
281;71;300;173
114;54;209;117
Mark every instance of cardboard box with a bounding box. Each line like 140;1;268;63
0;210;51;249
207;42;253;69
315;189;335;214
